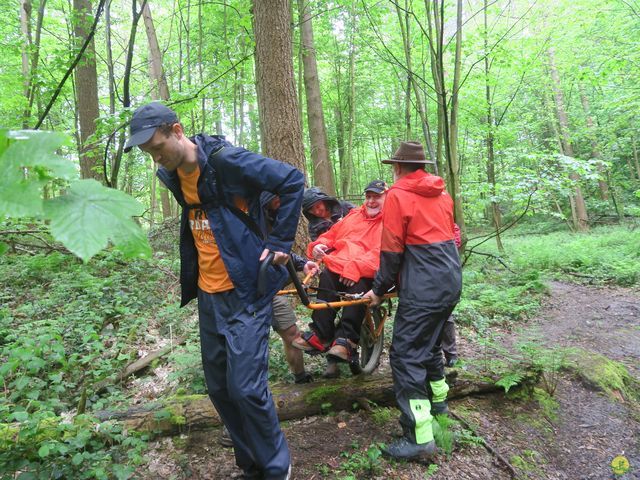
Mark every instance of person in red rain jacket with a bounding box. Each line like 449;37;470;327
364;141;462;463
292;180;388;378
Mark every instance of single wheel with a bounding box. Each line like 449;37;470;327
358;302;388;374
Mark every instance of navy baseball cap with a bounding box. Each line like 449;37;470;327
124;102;178;152
364;179;388;194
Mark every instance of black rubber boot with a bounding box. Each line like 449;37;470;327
382;437;437;463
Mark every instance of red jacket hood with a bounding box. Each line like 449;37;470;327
392;170;445;198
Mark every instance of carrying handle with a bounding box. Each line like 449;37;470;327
257;251;275;297
286;258;311;306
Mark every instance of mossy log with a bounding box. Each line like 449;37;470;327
95;369;539;437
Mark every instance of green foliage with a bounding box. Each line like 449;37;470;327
0;130;150;262
517;339;571;396
335;442;384;479
506;225;640;286
495;372;525;394
370;406;396;426
424;464;439;478
432;414;455;455
457;261;546;328
0;250;194;475
0;413;147;479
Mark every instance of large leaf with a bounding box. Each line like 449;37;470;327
0;173;45;218
44;180;151;262
0;130;75;218
4;130;75;178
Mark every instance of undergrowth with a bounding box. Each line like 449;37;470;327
0;250;194;478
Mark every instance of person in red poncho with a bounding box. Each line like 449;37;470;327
292;180;388;377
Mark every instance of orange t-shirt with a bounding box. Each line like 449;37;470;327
177;166;242;293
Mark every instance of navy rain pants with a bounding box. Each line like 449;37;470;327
198;288;290;479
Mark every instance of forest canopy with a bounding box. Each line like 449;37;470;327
2;0;639;245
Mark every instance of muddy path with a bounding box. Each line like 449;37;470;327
140;282;640;479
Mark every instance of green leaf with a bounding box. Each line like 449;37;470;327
112;464;134;480
0;130;74;218
44;180;151;262
0;243;7;255
38;444;50;457
4;130;75;178
12;411;29;422
72;452;84;465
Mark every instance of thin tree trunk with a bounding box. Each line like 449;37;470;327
73;0;102;182
483;0;503;252
20;0;33;128
633;137;640;179
548;47;589;232
142;1;169;101
141;1;173;219
395;1;435;165
298;0;335;196
343;5;357;197
579;86;608;200
425;0;444;175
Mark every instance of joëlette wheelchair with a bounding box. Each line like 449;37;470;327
259;253;395;375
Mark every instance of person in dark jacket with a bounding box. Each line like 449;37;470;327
125;102;302;480
302;187;354;241
261;192;317;384
442;223;462;368
364;141;462;463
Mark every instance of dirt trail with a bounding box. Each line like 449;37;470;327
141;282;640;479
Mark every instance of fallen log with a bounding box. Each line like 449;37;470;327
93;337;186;394
95;369;540;437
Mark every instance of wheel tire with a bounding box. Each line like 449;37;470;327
359;304;387;374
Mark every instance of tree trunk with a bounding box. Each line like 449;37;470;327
483;0;503;252
633;137;640;180
94;370;539;437
20;0;32;122
396;1;436;166
579;86;608;200
252;0;307;252
73;0;102;181
141;0;173;219
298;0;335;196
548;47;589;232
425;0;444;175
342;5;357;197
447;0;465;240
142;2;169;101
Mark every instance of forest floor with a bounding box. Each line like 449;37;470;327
137;281;640;480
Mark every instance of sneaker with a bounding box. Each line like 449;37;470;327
326;338;357;363
218;425;233;448
381;437;437;463
294;371;313;384
431;400;449;416
291;331;329;355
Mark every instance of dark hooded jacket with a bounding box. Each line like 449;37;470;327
260;191;306;271
302;187;354;241
372;169;461;309
157;134;304;311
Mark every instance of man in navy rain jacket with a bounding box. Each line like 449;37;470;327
125;102;302;480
